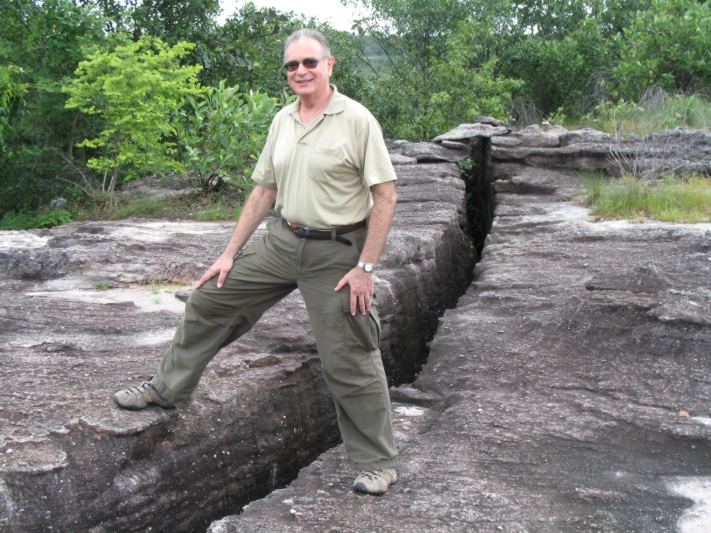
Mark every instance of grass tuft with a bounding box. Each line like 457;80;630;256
578;171;711;223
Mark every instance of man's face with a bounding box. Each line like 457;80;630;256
284;37;335;100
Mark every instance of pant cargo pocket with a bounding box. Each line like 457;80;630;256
342;297;381;351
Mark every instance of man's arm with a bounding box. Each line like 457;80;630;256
334;180;397;315
196;184;278;289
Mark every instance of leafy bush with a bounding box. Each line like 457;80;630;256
613;0;711;99
175;82;288;190
0;65;29;152
0;208;73;230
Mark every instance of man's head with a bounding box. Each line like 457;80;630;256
283;29;335;102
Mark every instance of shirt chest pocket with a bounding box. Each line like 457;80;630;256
307;147;348;183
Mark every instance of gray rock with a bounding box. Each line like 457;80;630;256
174;288;193;302
560;127;617;146
475;116;511;128
48;198;67;211
389;141;470;163
440;140;470;151
389;153;417;165
490;127;711;179
432;123;510;143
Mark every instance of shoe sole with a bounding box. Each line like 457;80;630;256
353;484;387;496
112;395;176;410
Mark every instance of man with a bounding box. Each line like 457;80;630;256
113;29;399;496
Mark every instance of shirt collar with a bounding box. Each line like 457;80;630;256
323;85;346;115
289;84;345;122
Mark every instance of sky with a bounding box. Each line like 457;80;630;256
218;0;362;31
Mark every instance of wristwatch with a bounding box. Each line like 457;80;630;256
357;261;374;273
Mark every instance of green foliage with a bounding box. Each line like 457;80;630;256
36;208;74;227
580;173;711;223
0;208;73;229
175;82;287;190
346;1;522;139
91;0;220;43
63;34;203;203
0;211;39;230
0;65;29;151
0;0;106;215
613;0;711;99
197;3;299;93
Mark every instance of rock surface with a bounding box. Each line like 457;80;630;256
0;157;475;532
436;120;711;179
210;167;711;532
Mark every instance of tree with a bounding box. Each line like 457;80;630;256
0;65;29;152
63;34;202;205
86;0;220;43
0;0;106;215
613;0;711;99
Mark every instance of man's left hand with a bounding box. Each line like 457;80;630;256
334;266;374;315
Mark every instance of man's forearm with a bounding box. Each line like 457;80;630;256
359;181;397;265
222;184;278;258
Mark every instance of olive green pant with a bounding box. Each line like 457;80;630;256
152;218;397;471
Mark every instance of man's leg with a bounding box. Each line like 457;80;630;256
117;223;298;409
296;227;398;473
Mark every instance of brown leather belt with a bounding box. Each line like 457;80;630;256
284;219;366;246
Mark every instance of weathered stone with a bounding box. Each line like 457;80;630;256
440;140;470;151
490;135;523;147
489;142;616;173
474;116;511;128
211;167;711;533
432;123;510;143
389;153;417;165
0;157;475;532
560;127;618;146
490;126;711;179
389;141;470;163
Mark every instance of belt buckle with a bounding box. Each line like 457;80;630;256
294;225;310;238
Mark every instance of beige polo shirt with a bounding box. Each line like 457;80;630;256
251;85;397;229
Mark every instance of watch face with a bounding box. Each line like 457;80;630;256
364;263;374;272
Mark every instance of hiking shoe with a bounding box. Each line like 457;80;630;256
112;380;175;410
353;468;397;496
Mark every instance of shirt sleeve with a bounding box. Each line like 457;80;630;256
359;114;397;188
250;123;278;190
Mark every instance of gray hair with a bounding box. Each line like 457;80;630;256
283;29;332;61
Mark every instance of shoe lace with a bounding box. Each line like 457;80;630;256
135;381;153;394
361;470;381;481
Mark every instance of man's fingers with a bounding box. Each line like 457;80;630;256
359;293;367;315
350;289;357;315
216;268;229;288
334;276;348;292
195;270;213;289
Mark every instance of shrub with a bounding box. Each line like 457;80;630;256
175;82;288;191
0;208;73;230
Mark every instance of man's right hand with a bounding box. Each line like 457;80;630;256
196;253;234;289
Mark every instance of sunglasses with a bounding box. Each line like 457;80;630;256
283;57;329;72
